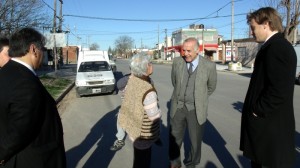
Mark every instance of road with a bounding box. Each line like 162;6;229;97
59;59;300;168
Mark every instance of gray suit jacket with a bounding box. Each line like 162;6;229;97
170;56;217;125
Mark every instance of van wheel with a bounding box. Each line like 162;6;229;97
76;91;81;98
111;90;117;95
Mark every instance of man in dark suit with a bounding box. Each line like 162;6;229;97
169;37;217;168
240;7;297;168
0;28;66;168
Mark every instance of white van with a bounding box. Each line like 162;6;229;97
294;45;300;84
75;50;115;97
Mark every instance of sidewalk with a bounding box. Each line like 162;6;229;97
216;63;254;74
152;59;254;74
37;64;76;104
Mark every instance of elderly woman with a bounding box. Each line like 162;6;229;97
118;53;161;168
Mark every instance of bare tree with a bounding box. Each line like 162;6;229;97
0;0;51;35
114;35;134;57
260;0;300;43
89;43;99;50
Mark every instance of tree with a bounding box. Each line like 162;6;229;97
260;0;300;43
0;0;51;35
114;35;134;57
89;43;99;50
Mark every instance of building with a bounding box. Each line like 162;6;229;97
166;24;219;60
221;38;260;67
62;46;79;64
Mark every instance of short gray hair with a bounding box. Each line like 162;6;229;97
183;37;200;52
130;53;151;77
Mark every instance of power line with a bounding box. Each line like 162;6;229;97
167;0;245;32
41;0;55;11
63;13;247;22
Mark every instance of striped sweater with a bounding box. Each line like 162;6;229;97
118;75;161;149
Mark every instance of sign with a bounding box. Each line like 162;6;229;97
44;33;66;48
225;49;236;62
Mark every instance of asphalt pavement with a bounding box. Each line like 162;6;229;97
39;62;253;104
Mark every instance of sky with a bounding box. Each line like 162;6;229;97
41;0;264;50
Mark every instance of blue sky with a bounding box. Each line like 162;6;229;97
42;0;261;50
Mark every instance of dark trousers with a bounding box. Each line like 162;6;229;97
133;146;152;168
251;161;269;168
169;106;205;167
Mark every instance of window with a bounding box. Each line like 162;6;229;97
238;47;246;57
78;61;110;72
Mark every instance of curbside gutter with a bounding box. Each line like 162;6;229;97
55;82;75;104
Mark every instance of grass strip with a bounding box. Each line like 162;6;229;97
40;75;72;99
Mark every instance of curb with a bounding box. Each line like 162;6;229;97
55;82;75;104
218;69;253;74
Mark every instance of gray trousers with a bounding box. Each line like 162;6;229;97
169;106;205;167
116;113;126;140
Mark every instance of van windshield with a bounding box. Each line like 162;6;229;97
78;61;111;72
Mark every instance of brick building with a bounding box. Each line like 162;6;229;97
62;46;79;64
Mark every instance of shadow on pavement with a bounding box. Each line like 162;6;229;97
238;73;252;78
232;101;244;113
66;106;120;168
296;132;300;168
231;101;300;168
203;120;249;168
167;100;246;168
151;101;171;168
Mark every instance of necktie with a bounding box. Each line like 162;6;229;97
188;63;193;75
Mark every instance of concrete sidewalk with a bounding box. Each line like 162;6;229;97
216;63;253;74
152;59;254;74
37;64;77;104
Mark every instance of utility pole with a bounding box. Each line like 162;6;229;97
66;25;70;64
158;25;160;59
201;24;205;55
231;0;235;62
58;0;63;32
165;29;167;60
58;0;63;67
53;0;57;72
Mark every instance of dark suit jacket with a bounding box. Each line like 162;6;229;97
170;56;217;125
0;60;66;168
240;33;296;167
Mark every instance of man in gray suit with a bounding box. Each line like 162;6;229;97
169;37;217;168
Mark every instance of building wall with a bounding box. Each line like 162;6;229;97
171;27;219;59
62;46;79;64
236;42;259;67
222;38;260;67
